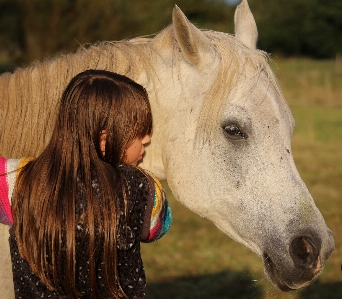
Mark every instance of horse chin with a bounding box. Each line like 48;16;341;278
263;253;293;292
262;253;321;292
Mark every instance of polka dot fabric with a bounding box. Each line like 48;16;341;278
9;165;166;298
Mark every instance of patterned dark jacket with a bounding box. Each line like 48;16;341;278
0;158;171;299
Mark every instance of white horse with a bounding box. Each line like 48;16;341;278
0;1;334;297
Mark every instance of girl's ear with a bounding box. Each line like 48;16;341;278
100;130;107;157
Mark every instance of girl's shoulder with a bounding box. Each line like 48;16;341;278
117;164;158;188
116;164;154;208
116;164;171;242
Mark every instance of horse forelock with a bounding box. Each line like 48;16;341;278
195;30;291;145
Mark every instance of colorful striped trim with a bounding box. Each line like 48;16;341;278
0;157;34;226
146;178;172;242
0;157;12;226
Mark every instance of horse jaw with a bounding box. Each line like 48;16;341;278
234;0;258;49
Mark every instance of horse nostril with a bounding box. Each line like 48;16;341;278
290;236;320;270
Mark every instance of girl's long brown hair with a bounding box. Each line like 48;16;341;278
12;70;152;298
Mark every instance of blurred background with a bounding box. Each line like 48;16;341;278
0;0;341;298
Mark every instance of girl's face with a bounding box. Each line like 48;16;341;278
124;134;151;166
99;131;151;166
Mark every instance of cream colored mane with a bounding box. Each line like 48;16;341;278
0;38;156;158
0;27;281;158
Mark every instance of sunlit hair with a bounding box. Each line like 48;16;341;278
12;70;152;298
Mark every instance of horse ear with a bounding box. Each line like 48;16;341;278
234;0;258;50
172;5;216;67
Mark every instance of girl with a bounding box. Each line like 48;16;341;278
0;70;172;299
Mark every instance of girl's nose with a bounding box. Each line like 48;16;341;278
142;135;151;145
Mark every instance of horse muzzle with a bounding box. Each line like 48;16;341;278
262;229;335;291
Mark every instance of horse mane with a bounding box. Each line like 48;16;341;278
0;37;157;158
0;25;288;157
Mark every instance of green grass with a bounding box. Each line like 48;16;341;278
141;59;342;299
270;58;342;107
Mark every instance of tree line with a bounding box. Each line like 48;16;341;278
0;0;341;71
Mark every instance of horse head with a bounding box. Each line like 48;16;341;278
141;0;335;291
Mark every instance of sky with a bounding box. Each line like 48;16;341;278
224;0;242;6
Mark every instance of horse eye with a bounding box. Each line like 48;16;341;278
223;124;248;140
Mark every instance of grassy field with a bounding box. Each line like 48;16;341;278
141;59;342;299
